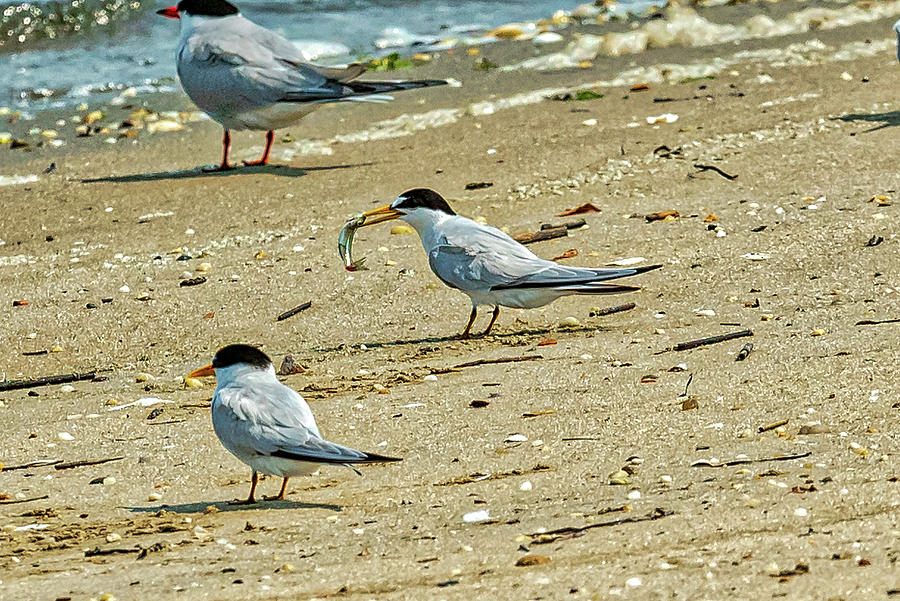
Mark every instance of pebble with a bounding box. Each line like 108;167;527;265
390;224;415;235
559;316;581;328
694;309;716;316
646;113;678;125
794;507;808;517
183;377;204;389
462;510;491;523
105;533;122;543
148;493;162;501
582;118;598;126
505;434;528;443
58;432;75;440
119;285;130;293
659;475;673;484
82;110;103;125
103;477;116;485
423;374;438;383
520;480;533;491
197;262;212;272
625;577;643;588
609;470;630;485
810;329;826;336
135;372;153;383
59;385;75;393
627;490;641;500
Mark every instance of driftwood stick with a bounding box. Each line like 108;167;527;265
693;163;738;181
0;371;100;392
431;355;542;375
855;318;900;326
276;301;312;322
529;508;673;544
670;329;753;352
54;456;125;471
513;227;567;245
591;302;636;317
1;459;62;471
0;495;50;505
84;546;140;557
541;218;586;231
691;451;811;468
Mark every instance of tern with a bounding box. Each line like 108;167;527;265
357;188;662;338
894;19;900;62
189;344;401;503
157;0;447;171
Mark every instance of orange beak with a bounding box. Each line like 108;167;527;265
156;6;180;19
188;364;215;378
359;204;403;227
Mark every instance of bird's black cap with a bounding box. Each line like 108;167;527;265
212;344;271;369
393;188;456;215
176;0;239;16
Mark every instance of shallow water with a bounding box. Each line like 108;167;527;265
0;0;654;110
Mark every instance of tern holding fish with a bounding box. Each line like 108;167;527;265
188;344;400;503
343;188;661;338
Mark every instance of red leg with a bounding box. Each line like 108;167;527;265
265;477;289;501
229;471;258;505
203;130;235;172
243;130;275;166
480;306;500;336
461;307;477;339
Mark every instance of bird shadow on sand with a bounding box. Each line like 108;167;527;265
314;324;612;353
125;498;342;514
832;110;900;134
81;161;374;184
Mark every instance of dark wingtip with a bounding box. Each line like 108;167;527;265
360;452;403;463
632;264;663;274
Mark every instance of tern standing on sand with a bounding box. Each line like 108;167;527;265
356;188;662;338
189;345;401;503
894;19;900;62
157;0;446;171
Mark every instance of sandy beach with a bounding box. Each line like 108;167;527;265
1;1;899;599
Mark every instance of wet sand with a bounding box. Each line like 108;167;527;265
1;2;899;599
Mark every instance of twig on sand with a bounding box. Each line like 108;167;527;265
691;451;811;468
529;508;673;544
590;302;636;317
513;227;567;245
84;546;140;557
693;163;738;181
541;218;586;231
54;456;125;471
431;355;543;375
855;318;900;326
0;495;50;505
758;419;789;433
276;301;312;322
0;371;103;392
657;329;753;354
1;459;62;471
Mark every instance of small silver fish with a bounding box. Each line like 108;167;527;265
338;214;368;271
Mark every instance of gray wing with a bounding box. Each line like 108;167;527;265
429;217;658;292
179;16;369;110
212;383;395;465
